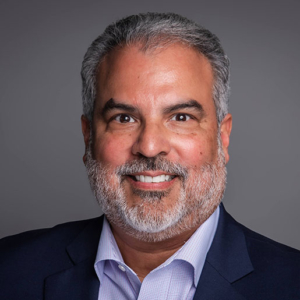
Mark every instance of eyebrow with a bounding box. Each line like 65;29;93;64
163;100;204;114
100;98;204;117
101;98;137;117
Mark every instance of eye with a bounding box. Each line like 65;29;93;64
171;113;191;122
114;114;135;123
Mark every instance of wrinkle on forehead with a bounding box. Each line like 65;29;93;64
95;43;215;118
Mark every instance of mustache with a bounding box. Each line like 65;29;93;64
116;156;188;180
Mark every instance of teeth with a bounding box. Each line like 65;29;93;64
134;174;173;183
153;175;164;182
145;176;152;183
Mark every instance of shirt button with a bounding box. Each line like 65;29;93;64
118;264;126;272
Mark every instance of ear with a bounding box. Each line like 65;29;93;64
81;115;91;163
219;113;232;164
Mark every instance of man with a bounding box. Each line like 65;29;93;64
1;12;299;300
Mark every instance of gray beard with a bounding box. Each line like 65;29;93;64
85;135;227;242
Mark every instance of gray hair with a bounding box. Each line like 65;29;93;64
81;12;230;124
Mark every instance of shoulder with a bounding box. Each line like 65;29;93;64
240;221;300;273
0;216;104;297
0;217;102;257
220;206;300;297
220;204;300;259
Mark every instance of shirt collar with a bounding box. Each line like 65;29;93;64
173;206;220;286
94;205;220;286
94;216;125;282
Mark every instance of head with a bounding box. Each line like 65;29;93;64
81;13;232;242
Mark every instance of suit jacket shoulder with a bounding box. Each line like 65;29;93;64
194;204;300;300
0;216;103;300
238;220;300;298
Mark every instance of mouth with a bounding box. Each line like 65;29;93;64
128;174;176;183
124;172;178;190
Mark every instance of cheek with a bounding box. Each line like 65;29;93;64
171;134;217;167
94;134;134;166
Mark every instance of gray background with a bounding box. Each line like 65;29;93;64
1;0;299;249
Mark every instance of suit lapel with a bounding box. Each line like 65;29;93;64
193;204;253;300
44;216;103;300
44;256;99;300
193;262;247;300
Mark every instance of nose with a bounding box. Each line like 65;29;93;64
131;122;172;158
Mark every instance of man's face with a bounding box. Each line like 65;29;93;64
82;44;232;241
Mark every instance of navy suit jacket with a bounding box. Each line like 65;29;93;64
1;204;300;300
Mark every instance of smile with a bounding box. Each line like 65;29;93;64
130;175;176;183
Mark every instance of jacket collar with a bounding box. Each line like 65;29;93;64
193;203;254;300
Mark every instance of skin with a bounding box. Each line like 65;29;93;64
81;43;232;281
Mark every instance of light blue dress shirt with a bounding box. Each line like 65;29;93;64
94;206;219;300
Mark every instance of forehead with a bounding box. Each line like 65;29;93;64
96;43;215;114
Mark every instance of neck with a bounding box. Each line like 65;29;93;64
110;223;199;282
